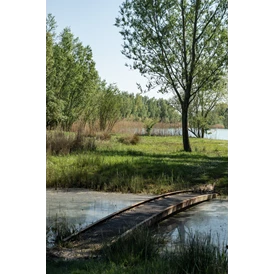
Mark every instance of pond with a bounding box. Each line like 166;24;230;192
156;198;228;249
47;190;227;248
46;189;154;226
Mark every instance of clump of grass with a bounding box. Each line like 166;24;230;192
118;134;140;145
168;231;228;274
46;131;75;155
47;130;96;155
96;132;112;141
47;230;228;274
69;131;96;153
47;212;80;246
101;227;160;266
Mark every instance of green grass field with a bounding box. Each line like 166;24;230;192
46;134;228;195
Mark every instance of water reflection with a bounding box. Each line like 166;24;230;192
156;199;228;249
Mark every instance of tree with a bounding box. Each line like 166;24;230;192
158;99;169;122
174;76;227;137
134;94;147;119
115;0;228;151
97;82;122;132
46;14;100;130
55;27;100;130
147;97;159;119
46;14;65;128
143;118;159;136
120;92;134;118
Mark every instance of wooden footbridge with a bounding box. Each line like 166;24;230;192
47;190;217;259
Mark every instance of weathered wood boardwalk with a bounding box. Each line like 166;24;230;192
48;191;216;259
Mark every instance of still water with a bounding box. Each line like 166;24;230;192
46;189;154;230
153;128;228;140
47;190;227;247
193;128;228;140
156;198;228;248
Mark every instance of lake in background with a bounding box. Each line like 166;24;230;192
151;128;228;140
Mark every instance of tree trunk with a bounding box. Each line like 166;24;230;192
182;103;192;152
201;128;205;138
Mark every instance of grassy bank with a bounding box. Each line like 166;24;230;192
46;132;228;195
47;228;228;274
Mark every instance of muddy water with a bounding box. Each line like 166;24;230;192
46;190;227;248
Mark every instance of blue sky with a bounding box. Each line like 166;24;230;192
46;0;171;99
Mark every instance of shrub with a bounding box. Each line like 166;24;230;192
46;131;75;155
95;132;112;141
46;130;96;155
70;131;96;152
118;134;140;145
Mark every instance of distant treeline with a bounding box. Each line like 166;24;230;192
46;14;227;133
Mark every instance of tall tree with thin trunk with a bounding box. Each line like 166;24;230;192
115;0;228;151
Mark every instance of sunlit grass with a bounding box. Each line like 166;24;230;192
47;135;228;195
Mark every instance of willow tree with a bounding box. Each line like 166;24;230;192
115;0;228;151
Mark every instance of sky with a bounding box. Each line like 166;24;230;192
46;0;171;99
